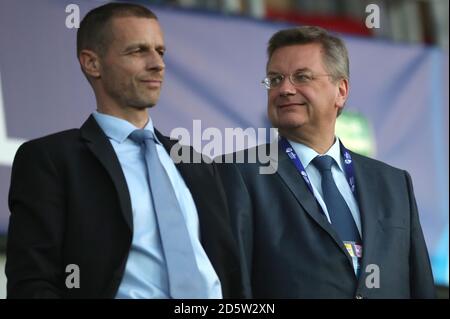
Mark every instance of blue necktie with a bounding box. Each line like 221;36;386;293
129;129;207;298
312;155;361;243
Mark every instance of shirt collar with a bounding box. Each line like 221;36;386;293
92;111;156;144
287;136;344;171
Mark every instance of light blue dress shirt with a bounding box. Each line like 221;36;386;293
92;111;222;299
287;137;362;237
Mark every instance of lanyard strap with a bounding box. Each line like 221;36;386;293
279;137;357;196
280;137;362;274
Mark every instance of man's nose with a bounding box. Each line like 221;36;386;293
277;76;296;96
145;51;165;72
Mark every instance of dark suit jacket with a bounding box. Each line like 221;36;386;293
6;115;243;298
218;143;436;299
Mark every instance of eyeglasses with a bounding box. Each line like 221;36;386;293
261;70;332;90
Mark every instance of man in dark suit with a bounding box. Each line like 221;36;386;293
218;26;435;298
6;3;242;299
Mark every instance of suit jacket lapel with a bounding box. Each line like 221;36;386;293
351;153;381;285
155;130;241;297
155;130;210;240
155;129;201;179
275;145;354;265
80;115;133;231
155;129;177;159
155;131;217;232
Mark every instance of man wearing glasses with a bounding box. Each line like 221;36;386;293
218;26;435;298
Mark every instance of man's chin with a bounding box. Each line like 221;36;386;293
128;93;160;109
130;102;157;110
271;119;305;131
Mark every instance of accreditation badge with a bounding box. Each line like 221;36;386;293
344;241;363;277
344;242;355;257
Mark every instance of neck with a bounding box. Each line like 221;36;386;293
280;128;335;155
96;104;149;129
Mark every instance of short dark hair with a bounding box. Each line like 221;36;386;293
267;26;349;83
77;2;158;58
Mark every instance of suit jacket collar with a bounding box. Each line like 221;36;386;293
274;141;364;273
80;115;134;231
79;115;201;233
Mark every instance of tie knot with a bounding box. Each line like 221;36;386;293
128;129;155;145
313;155;334;172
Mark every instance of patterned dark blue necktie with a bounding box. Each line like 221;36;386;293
312;155;361;243
129;129;207;298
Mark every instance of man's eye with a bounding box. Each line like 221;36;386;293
270;75;283;85
157;50;165;57
294;73;312;82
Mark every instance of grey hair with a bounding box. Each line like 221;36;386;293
267;26;349;83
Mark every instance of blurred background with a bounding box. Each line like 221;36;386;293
0;0;448;299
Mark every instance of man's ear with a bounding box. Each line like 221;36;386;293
79;49;101;79
336;78;349;110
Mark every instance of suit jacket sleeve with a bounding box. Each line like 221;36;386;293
217;162;253;298
6;141;65;298
405;171;436;298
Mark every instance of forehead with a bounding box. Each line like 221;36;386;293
267;43;326;72
108;16;164;46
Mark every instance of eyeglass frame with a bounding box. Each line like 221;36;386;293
261;70;335;90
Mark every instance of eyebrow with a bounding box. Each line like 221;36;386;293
267;67;312;75
122;43;166;53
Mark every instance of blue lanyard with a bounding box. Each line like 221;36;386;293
279;137;357;196
280;137;362;275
